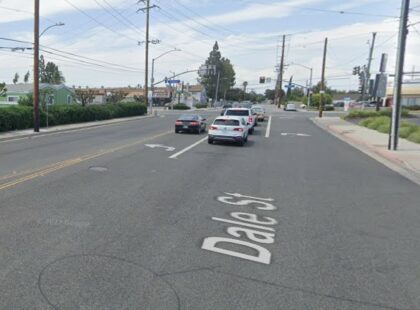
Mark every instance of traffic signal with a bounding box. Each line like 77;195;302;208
352;66;360;76
164;77;168;84
259;76;266;84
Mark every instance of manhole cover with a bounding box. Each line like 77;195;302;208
89;166;108;172
38;254;179;309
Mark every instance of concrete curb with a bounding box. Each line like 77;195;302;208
311;117;420;187
0;114;154;143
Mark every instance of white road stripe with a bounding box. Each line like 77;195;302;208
265;116;272;138
169;136;208;159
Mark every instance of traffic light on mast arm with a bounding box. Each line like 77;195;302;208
259;76;266;84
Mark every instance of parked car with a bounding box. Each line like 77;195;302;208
284;103;297;111
208;116;249;146
175;114;207;134
251;106;266;121
222;108;257;134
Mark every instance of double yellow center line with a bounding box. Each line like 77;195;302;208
0;130;172;192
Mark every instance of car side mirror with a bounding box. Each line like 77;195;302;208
220;112;224;116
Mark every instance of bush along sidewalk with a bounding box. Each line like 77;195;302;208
344;108;410;119
0;102;147;132
172;103;190;110
359;116;420;144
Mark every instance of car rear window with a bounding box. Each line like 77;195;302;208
214;119;240;126
226;110;249;116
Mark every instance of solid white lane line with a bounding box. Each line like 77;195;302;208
265;116;272;138
169;136;208;159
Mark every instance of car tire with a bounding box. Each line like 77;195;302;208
208;138;213;144
238;139;245;146
249;128;254;135
244;135;248;143
196;128;201;134
175;129;179;133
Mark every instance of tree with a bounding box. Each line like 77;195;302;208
18;94;33;106
312;81;333;95
225;87;244;101
106;90;128;104
39;55;65;84
75;88;96;106
288;87;305;101
24;71;30;83
264;89;275;100
39;88;53;110
0;82;7;96
303;93;332;108
13;73;19;84
199;41;235;102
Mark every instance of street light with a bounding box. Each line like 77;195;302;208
39;22;65;38
151;48;180;114
290;62;313;107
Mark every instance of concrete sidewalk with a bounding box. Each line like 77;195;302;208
312;117;420;186
0;114;154;142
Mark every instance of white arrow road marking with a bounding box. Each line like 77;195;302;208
145;144;176;152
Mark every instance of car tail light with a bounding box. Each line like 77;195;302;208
190;121;199;125
248;117;253;123
175;121;183;125
210;126;218;130
234;127;244;132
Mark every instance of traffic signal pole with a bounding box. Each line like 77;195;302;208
390;0;410;150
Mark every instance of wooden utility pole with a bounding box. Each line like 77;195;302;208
362;32;377;103
33;0;40;132
319;37;328;118
276;35;286;108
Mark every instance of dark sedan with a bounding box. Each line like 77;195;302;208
175;114;207;134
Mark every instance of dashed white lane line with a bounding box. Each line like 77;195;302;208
169;136;208;159
265;116;272;138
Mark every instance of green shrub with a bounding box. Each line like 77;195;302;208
0;105;33;131
407;129;420;143
399;122;418;138
345;108;409;119
0;103;147;132
404;105;420;111
195;103;208;109
173;103;190;110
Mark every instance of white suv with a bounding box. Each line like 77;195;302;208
208;116;249;146
222;108;257;134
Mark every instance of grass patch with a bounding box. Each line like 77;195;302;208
359;116;420;144
344;108;410;119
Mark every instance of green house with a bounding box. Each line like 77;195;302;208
0;83;76;105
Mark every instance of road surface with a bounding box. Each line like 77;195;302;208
1;107;420;309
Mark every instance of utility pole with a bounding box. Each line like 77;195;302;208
390;0;410;151
319;37;328;118
275;35;286;108
33;0;40;132
362;32;377;104
214;71;220;106
138;0;158;114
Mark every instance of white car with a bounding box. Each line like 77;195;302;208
284;103;297;111
222;108;257;134
208;116;249;146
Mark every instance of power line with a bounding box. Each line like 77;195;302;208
62;0;139;43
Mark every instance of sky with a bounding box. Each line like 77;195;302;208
1;0;420;93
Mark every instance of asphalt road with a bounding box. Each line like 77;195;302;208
1;106;420;309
